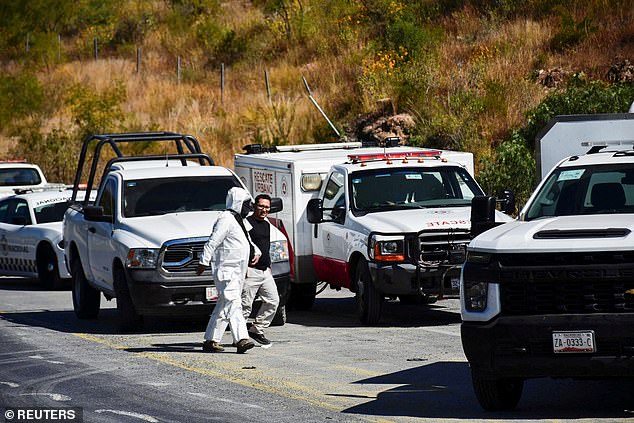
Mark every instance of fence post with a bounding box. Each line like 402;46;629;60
58;34;61;61
265;69;271;103
136;47;141;74
93;38;98;61
26;33;30;53
177;55;181;83
221;63;225;103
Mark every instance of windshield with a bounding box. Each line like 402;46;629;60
525;163;634;220
34;201;69;224
0;168;42;186
123;176;240;217
351;166;483;213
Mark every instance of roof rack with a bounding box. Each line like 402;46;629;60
71;132;212;204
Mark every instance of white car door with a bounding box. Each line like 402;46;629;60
87;178;116;288
0;198;33;276
312;171;350;287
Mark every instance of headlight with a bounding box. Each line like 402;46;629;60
466;251;491;264
464;281;488;312
269;240;289;263
369;235;405;262
126;248;159;268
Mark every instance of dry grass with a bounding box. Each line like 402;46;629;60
4;0;633;172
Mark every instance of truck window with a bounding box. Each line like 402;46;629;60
34;201;69;224
0;168;42;186
351;167;482;213
98;179;116;221
123;175;240;217
525;164;634;220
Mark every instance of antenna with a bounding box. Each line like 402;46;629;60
302;75;341;139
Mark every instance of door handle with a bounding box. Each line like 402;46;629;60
88;227;96;233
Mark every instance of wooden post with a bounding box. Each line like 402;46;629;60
58;34;61;61
136;47;141;73
26;33;30;53
177;56;181;83
221;63;225;103
93;38;98;61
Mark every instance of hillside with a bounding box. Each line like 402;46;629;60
1;0;633;203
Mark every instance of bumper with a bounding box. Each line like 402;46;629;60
368;262;461;298
462;314;634;379
126;269;216;317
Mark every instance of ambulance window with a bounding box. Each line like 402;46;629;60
322;171;346;220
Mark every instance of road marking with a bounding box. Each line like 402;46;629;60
95;409;159;422
71;332;396;423
20;392;71;401
28;355;65;365
0;381;19;388
188;392;265;409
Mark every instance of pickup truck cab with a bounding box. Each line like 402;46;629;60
64;133;290;331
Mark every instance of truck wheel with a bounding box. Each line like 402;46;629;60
114;266;144;333
37;245;63;290
472;372;523;411
290;283;316;310
71;259;100;319
271;305;286;326
355;259;382;325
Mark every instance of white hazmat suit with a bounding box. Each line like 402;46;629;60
199;187;261;345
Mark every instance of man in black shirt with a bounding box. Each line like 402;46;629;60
242;194;279;345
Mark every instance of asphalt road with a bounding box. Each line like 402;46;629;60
1;276;634;423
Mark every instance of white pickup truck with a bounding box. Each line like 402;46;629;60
235;141;513;324
63;132;290;331
0;162;65;199
461;112;634;411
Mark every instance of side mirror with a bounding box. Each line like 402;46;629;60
84;205;112;222
499;189;516;215
270;197;283;213
331;205;346;224
470;196;497;238
307;198;323;224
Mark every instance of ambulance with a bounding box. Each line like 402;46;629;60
235;141;512;324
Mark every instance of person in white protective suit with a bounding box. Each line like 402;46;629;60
196;187;261;354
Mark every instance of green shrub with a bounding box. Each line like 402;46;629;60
479;133;536;208
0;74;44;132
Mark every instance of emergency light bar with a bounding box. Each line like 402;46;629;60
348;150;442;162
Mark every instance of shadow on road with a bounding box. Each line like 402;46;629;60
0;309;207;335
288;294;461;328
341;361;634;420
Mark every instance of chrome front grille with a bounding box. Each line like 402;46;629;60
160;238;207;273
418;229;470;265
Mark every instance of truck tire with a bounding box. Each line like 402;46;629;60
355;259;382;325
71;258;100;319
290;283;316;310
472;372;523;411
37;244;63;290
114;266;144;333
271;305;286;326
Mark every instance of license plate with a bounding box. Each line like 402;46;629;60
552;330;596;353
205;287;218;301
451;277;460;290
